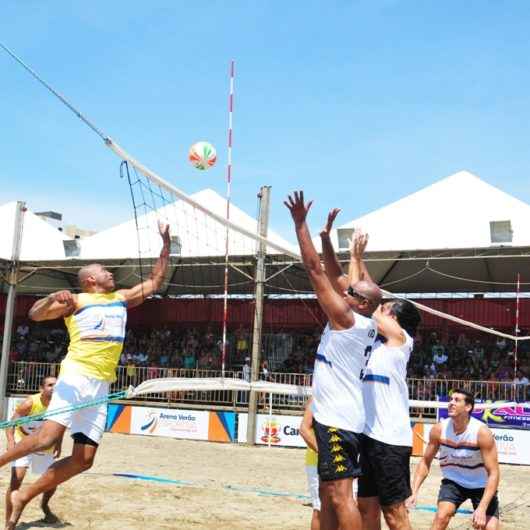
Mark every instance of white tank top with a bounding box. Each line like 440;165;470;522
362;331;413;447
439;417;489;489
311;313;377;433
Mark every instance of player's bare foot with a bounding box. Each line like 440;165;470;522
5;489;28;529
41;506;60;524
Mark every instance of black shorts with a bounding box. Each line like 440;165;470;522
313;419;362;482
357;434;412;506
438;479;499;518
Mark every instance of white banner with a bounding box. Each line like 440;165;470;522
238;413;305;447
130;407;209;441
491;428;530;465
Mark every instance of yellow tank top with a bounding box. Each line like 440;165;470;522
61;292;127;382
305;447;318;467
15;393;53;454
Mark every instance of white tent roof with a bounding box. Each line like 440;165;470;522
80;188;297;260
319;171;530;252
0;201;68;261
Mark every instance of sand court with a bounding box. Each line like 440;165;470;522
0;433;528;530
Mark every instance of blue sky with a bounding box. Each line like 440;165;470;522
2;1;530;242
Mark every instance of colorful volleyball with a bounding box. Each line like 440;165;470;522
188;141;217;170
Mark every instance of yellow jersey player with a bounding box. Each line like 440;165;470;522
0;222;170;529
5;376;62;525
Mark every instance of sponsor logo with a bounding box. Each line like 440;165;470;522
140;410;199;435
140;412;158;434
494;432;517;456
260;418;281;444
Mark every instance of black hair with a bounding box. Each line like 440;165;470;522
40;375;56;387
452;388;475;413
386;299;421;338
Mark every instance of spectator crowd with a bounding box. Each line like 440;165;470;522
6;320;530;395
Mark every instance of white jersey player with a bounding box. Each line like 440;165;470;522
286;192;381;530
408;390;500;530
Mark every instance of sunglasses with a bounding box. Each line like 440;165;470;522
347;286;368;302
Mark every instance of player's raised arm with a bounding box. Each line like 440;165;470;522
348;229;373;286
320;208;350;295
285;191;354;330
117;222;170;308
28;291;78;322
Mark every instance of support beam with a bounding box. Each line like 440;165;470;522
0;201;26;419
246;186;271;445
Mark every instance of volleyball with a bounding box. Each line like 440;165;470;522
188;141;217;170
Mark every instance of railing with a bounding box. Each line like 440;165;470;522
7;362;529;418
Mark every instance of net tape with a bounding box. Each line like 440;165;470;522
1;377;522;431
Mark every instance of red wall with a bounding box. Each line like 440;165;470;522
1;295;527;332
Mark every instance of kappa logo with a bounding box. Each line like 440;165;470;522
140;412;159;434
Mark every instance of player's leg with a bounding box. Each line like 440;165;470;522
357;435;382;530
8;383;107;529
32;453;60;523
382;502;411;530
431;502;457;530
375;441;413;530
485;516;500;530
40;487;59;523
306;464;322;530
5;465;26;524
7;440;98;528
0;421;65;467
431;478;464;530
357;497;381;530
311;508;321;530
319;483;339;530
314;421;363;529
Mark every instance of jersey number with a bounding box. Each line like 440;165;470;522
359;345;372;380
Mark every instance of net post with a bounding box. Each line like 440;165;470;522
0;202;26;420
246;186;271;445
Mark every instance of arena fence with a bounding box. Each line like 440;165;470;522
7;362;529;419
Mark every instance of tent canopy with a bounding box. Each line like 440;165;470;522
2;171;530;296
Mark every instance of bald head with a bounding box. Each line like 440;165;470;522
78;263;115;292
78;264;103;288
352;280;382;316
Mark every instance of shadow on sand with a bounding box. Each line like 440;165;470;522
16;519;72;530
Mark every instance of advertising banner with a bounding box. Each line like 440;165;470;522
130;407;210;440
437;401;530;429
238;413;305;446
491;428;530;465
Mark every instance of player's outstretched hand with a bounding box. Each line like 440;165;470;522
349;229;369;260
284;191;313;226
158;221;170;243
320;208;341;238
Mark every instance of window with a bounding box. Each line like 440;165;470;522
170;235;182;256
337;228;354;250
489;220;512;244
63;239;81;257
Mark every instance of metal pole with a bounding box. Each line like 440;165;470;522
0;201;26;419
246;186;271;445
